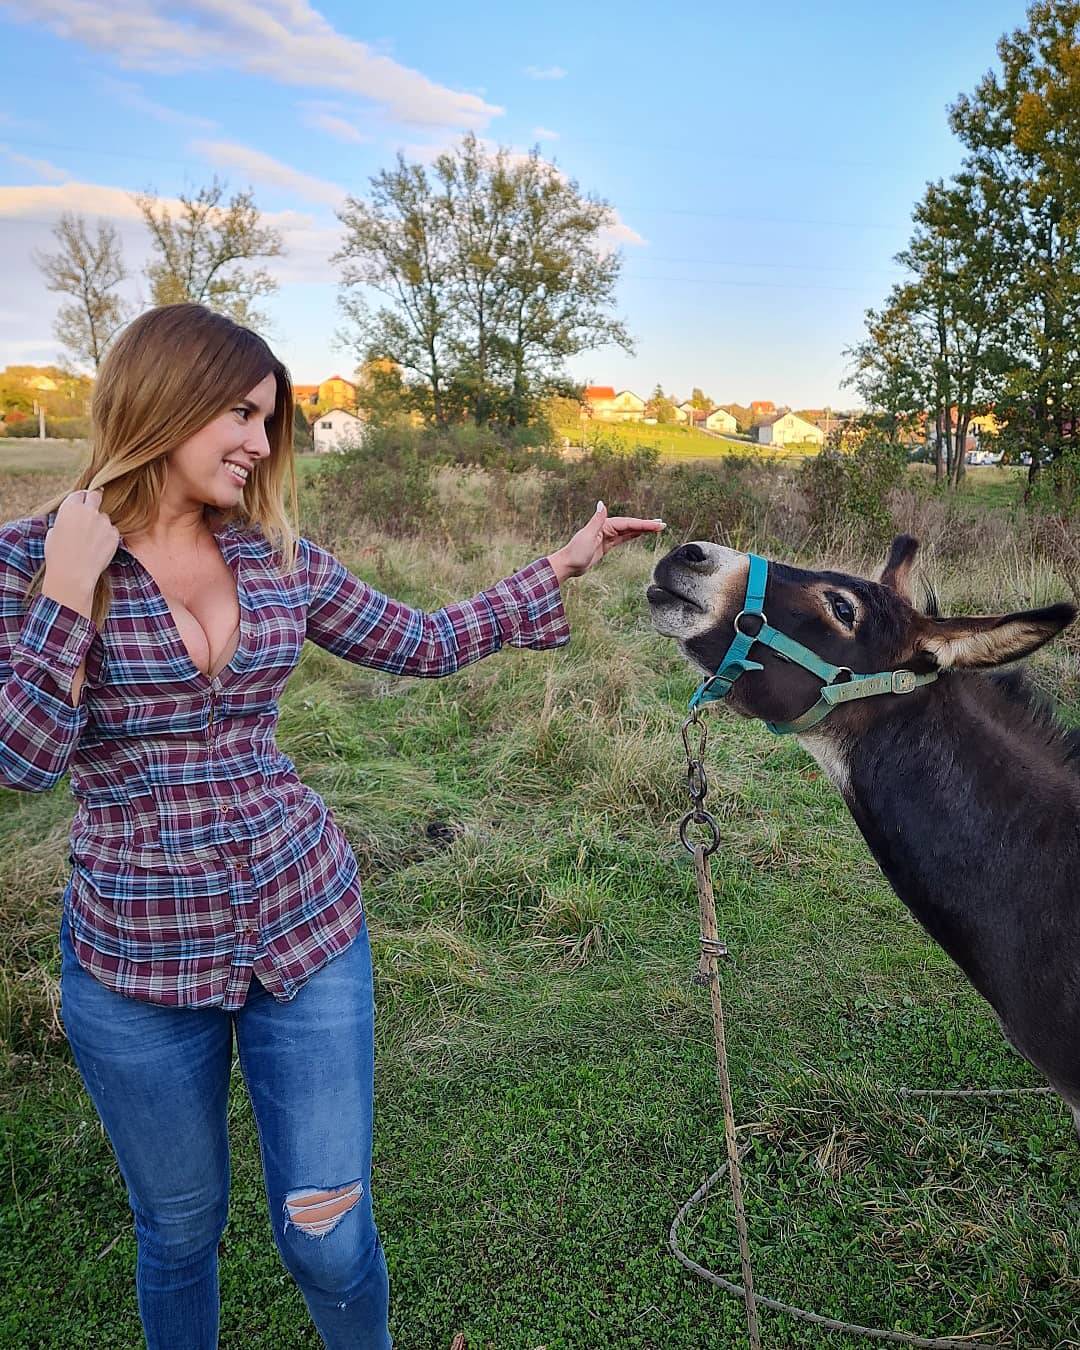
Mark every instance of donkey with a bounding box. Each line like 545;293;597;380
647;534;1080;1124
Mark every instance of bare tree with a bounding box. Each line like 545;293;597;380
133;176;284;329
33;212;132;371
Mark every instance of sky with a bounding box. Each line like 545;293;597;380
0;0;1033;409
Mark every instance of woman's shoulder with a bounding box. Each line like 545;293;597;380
0;515;46;575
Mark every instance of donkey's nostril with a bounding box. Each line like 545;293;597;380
677;543;709;566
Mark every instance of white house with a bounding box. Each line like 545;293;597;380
755;412;824;447
313;407;365;453
705;407;738;434
676;400;697;424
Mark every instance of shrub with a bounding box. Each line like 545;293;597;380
538;443;661;537
307;427;437;542
801;429;908;547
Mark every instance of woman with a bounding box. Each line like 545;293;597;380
0;302;663;1349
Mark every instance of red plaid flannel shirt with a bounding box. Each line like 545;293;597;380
0;511;570;1008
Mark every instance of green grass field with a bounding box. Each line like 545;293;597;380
2;460;1079;1348
552;416;822;463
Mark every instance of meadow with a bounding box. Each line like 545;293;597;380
2;442;1079;1348
548;414;821;463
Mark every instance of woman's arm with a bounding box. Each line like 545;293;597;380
302;503;665;678
303;543;570;677
0;520;98;791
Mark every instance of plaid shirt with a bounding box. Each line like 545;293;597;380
0;511;570;1009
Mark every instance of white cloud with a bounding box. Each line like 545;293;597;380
99;77;218;130
524;65;567;80
532;126;559;141
8;0;504;128
0;144;70;183
191;139;346;206
299;103;372;145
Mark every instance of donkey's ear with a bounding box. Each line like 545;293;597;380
878;534;920;603
920;603;1077;670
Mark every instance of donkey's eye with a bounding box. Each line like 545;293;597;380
827;593;856;628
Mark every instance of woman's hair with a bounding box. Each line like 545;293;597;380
23;302;300;632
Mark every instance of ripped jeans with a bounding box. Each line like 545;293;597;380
58;907;392;1350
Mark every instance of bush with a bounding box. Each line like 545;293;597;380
654;458;773;551
307;427;437;541
539;443;661;537
801;429;908;547
0;414;90;439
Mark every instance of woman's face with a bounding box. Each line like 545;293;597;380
165;372;277;514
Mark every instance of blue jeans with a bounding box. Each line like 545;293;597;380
58;908;392;1350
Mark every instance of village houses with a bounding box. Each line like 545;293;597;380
582;386;647;421
585;387;740;434
754;411;825;447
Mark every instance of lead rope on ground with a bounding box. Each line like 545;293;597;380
670;704;1052;1350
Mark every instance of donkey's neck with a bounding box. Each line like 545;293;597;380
798;675;1080;1012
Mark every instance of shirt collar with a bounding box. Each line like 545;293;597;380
49;509;246;568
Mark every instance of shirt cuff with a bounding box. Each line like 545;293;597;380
487;556;571;650
11;593;98;696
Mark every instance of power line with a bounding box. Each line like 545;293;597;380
620;273;872;294
0;140;910;234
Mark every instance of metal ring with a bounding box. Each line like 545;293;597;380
686;761;708;801
829;666;854;685
679;809;721;856
733;609;767;638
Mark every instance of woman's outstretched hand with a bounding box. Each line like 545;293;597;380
547;501;666;583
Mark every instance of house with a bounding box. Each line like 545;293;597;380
584;386;645;422
293;375;359;413
925;407;986;457
750;400;776;418
677;400;703;425
583;385;617;418
319;374;357;409
313;407;365;453
705;407;738;434
755;412;824;447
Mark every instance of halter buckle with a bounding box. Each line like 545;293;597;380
891;669;918;694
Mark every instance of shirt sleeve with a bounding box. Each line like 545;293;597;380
302;537;571;677
0;519;97;792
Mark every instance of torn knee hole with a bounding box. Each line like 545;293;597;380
283;1180;363;1237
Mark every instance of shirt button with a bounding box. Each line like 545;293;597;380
219;804;231;816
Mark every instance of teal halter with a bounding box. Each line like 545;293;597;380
688;553;938;735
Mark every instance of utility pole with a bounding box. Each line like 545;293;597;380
33;399;46;440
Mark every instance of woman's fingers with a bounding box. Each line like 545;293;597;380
602;516;666;534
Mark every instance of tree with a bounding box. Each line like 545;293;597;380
33;212;132;371
333;156;457;426
689;387;711;411
948;0;1080;487
332;134;633;430
852;174;1009;486
133;176;284;329
291;403;313;452
900;175;1010;486
644;382;678;423
844;294;932;452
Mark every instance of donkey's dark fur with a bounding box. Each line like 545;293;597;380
647;536;1080;1118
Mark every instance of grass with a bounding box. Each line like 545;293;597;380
551;415;818;463
2;476;1080;1348
908;462;1030;513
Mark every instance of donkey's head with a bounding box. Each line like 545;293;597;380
647;536;1076;733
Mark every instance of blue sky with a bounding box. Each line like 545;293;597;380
0;0;1029;408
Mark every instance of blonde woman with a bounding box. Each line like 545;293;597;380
0;303;663;1349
